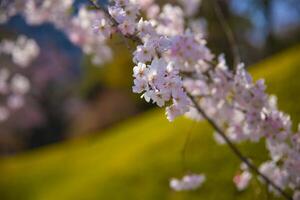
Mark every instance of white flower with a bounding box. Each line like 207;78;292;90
170;174;206;191
166;104;182;121
92;18;112;38
133;44;155;63
137;18;156;38
151;90;169;107
133;63;148;78
259;161;288;193
233;171;252;191
118;20;136;35
132;78;148;93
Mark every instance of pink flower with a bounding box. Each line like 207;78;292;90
170;174;206;191
233;171;252;191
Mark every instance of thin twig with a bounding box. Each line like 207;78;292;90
187;93;292;200
213;0;241;68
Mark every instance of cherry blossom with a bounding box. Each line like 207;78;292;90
170;174;206;191
233;164;252;191
1;0;300;199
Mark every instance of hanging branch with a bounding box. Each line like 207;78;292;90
87;1;292;199
213;0;241;68
187;93;292;200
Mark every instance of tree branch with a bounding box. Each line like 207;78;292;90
187;93;292;200
87;1;292;199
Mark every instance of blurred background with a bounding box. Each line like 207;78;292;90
0;0;300;199
0;0;299;154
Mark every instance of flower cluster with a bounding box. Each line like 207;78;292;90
0;0;112;65
0;0;73;26
0;35;38;121
2;0;300;199
184;55;300;196
0;35;39;67
69;6;112;65
108;0;140;35
101;1;300;197
233;163;252;191
132;57;191;121
234;171;252;191
100;0;213;121
170;174;206;191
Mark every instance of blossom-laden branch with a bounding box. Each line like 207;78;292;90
88;1;296;199
1;0;299;199
187;93;292;200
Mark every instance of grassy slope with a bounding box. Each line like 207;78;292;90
0;46;300;200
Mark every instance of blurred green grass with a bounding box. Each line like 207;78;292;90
0;45;300;200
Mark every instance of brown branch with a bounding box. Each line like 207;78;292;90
213;0;241;68
87;1;292;199
187;93;292;200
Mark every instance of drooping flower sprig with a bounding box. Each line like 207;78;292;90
1;0;300;199
88;1;300;199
